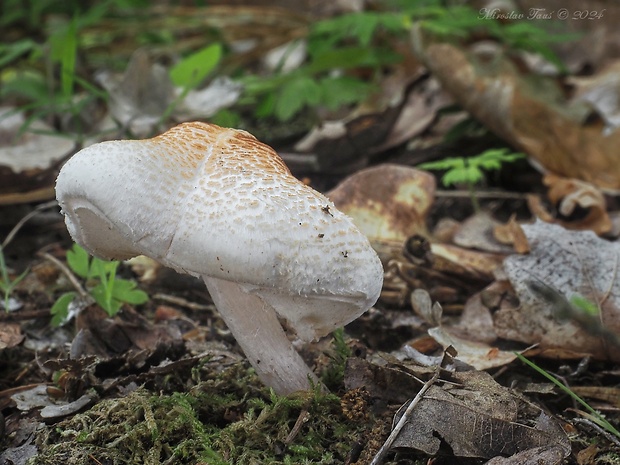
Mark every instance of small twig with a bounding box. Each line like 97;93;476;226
572;418;620;448
0;308;54;321
2;200;59;249
88;455;104;465
285;408;310;445
153;293;213;311
370;366;441;465
434;189;529;200
37;251;88;299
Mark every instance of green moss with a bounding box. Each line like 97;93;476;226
30;363;367;465
320;328;352;390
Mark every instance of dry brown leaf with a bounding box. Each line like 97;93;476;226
493;215;530;254
455;212;517;253
294;109;402;170
0;323;24;349
411;26;620;192
543;173;611;234
570;386;620;408
431;243;505;281
527;194;556;223
412;288;514;370
576;443;600;465
427;326;518;370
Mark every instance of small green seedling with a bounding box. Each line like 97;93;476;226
320;328;352;390
419;148;525;210
0;245;29;312
517;353;620;439
51;243;148;325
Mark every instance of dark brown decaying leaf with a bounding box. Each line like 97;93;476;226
484;445;568;465
391;371;570;461
344;357;436;405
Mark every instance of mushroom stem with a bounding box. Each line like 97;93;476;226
203;276;322;395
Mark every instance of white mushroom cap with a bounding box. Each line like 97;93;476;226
56;122;382;341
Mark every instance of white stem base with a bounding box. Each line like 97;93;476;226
203;276;321;395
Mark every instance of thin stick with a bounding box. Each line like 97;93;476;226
152;293;213;311
2;200;59;248
369;366;440;465
285;409;310;445
572;418;620;448
37;251;88;299
434;189;529;200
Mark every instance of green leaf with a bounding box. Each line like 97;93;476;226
50;17;78;98
464;164;484;184
211;108;241;128
441;164;479;186
418;157;464;172
0;39;38;68
319;76;371;110
350;13;380;46
255;91;277;119
91;258;119;277
63;244;148;318
66;244;91;278
170;43;222;88
310;11;407;48
274;76;321;121
112;279;149;305
50;292;76;327
308;46;399;73
475;149;525;170
475;157;502;171
91;283;122;316
0;70;48;102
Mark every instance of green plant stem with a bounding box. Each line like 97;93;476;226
0;245;28;312
0;245;11;311
468;181;480;212
517;353;620;438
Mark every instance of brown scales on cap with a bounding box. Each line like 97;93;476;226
154;122;292;178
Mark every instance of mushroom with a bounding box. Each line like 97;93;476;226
55;122;383;395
